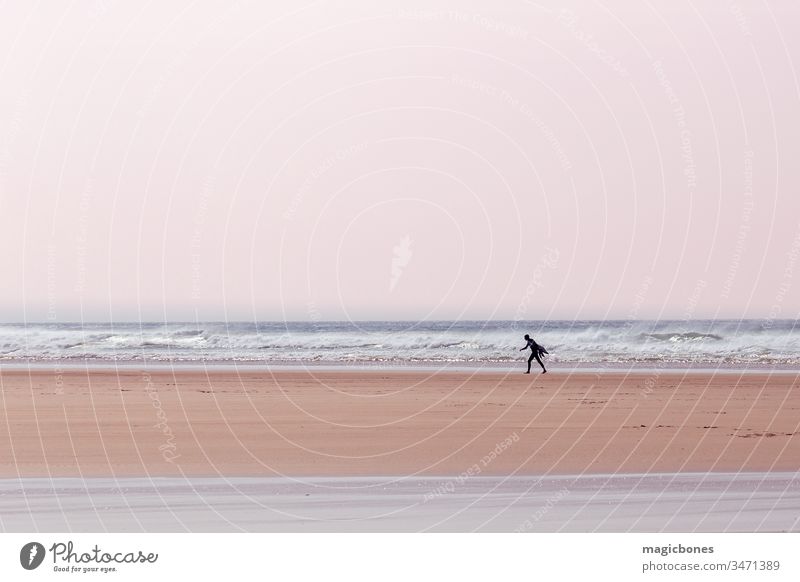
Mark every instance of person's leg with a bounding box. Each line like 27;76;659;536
534;353;546;373
526;352;533;373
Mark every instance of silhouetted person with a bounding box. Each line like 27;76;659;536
520;334;547;374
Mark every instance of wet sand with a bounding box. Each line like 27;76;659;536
1;368;798;477
2;473;798;532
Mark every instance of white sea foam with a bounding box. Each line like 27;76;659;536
0;320;797;366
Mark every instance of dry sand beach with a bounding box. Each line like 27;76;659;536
2;367;799;532
1;368;798;477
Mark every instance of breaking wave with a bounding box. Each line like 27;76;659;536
0;320;797;367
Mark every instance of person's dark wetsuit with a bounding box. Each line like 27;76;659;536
520;335;547;374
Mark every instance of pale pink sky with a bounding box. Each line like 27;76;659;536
1;0;799;322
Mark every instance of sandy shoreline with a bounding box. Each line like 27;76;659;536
1;368;798;478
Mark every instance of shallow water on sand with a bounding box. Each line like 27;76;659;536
1;472;798;532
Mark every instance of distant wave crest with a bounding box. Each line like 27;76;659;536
0;320;797;366
639;332;724;342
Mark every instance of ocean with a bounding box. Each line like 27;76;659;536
0;320;797;367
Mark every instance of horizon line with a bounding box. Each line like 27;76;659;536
1;318;798;325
